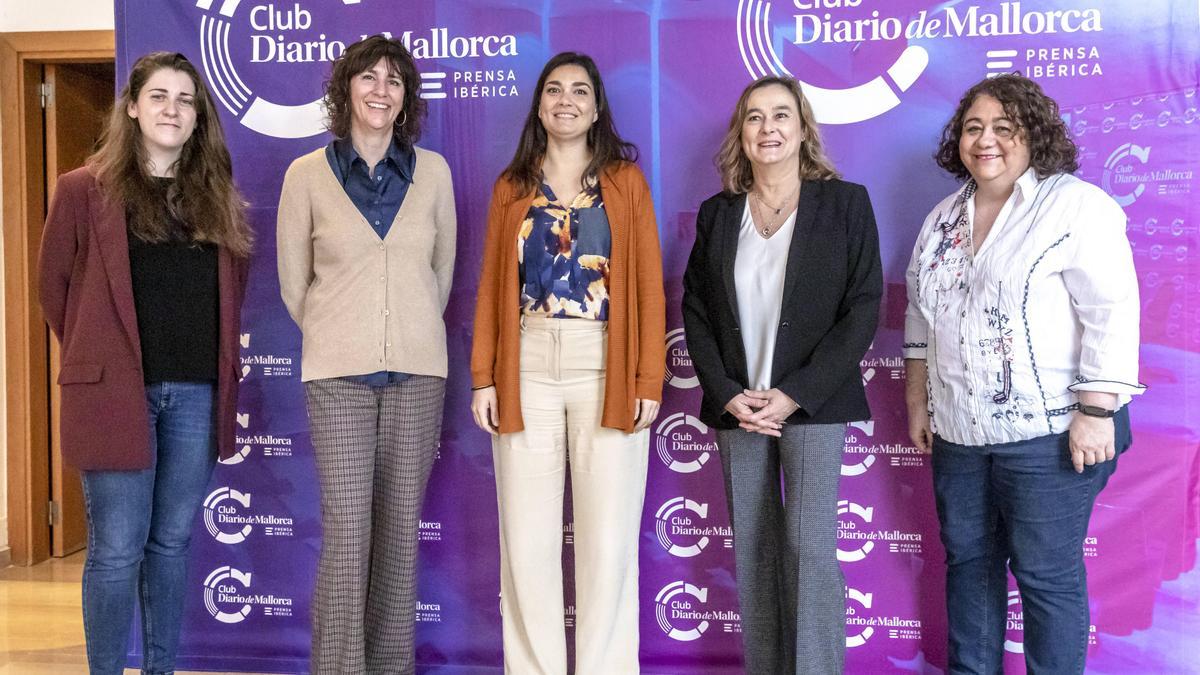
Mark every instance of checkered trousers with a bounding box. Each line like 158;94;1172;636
304;375;446;675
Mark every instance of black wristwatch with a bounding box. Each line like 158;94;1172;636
1077;404;1117;418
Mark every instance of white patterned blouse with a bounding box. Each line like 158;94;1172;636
904;168;1145;446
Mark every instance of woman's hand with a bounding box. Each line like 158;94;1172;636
908;413;933;454
1069;413;1115;473
1068;392;1119;473
739;388;800;437
634;399;661;431
471;386;500;436
724;393;760;422
904;359;933;453
725;393;776;436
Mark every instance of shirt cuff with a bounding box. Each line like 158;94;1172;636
902;342;927;360
1067;378;1147;397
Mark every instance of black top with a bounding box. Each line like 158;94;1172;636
127;179;219;383
681;179;883;429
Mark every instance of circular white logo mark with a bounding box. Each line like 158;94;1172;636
845;587;875;647
203;566;253;624
1102;143;1151;207
203;487;253;544
1005;590;1024;654
654;413;715;474
655;497;710;558
735;0;929;124
836;499;875;562
664;328;698;389
195;0;337;138
654;581;710;642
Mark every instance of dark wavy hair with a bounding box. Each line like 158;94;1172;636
89;51;251;256
716;76;839;193
935;72;1078;181
324;34;425;144
501;52;637;196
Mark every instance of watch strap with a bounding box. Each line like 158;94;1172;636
1077;403;1117;418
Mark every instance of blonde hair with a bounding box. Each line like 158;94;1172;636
715;76;839;193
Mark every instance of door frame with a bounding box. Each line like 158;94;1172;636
1;30;114;566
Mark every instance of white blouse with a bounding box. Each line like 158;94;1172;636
736;200;798;390
904;168;1144;446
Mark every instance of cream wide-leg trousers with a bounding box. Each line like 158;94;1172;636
492;315;650;675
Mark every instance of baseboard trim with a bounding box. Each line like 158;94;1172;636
0;546;11;568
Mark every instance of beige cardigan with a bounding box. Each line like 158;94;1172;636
277;145;456;381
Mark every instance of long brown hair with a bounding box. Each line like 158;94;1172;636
324;34;426;144
501;52;637;196
88;51;252;256
716;76;839;193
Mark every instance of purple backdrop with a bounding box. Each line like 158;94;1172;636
114;1;1200;672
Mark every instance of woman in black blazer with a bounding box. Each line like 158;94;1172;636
682;76;882;675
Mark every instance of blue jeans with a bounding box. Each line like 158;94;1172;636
931;407;1129;675
80;381;217;675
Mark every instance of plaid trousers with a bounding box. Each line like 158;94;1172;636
304;375;446;675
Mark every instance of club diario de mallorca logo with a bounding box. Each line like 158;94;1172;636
194;0;519;138
203;487;252;543
655;582;709;641
203;566;295;623
195;0;341;138
736;1;1105;124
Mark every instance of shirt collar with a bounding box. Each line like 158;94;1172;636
332;136;415;184
1013;166;1040;200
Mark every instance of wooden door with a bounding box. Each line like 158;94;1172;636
44;61;114;557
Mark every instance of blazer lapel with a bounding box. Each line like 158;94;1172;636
780;180;823;311
720;193;747;322
89;184;141;359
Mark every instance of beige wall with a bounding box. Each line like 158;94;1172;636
0;0;115;556
0;0;115;33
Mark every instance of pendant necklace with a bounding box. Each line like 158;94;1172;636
752;181;800;238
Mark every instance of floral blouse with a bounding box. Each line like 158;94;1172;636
518;179;611;320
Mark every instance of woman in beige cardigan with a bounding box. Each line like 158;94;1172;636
276;35;455;674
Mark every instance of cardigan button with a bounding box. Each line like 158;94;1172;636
781;321;790;328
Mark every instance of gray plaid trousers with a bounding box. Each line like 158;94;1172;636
304;375;446;674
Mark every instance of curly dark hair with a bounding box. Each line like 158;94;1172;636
934;73;1078;181
324;35;426;144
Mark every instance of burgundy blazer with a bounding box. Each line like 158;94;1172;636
38;167;248;471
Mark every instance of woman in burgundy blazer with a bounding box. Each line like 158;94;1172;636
37;52;251;675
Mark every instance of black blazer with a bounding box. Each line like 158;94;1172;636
681;179;883;429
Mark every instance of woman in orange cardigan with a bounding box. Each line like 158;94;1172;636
470;51;665;674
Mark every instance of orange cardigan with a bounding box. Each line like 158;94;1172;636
471;162;666;434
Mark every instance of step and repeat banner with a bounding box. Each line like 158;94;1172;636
115;1;1199;672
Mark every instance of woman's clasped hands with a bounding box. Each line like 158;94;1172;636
725;388;800;437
